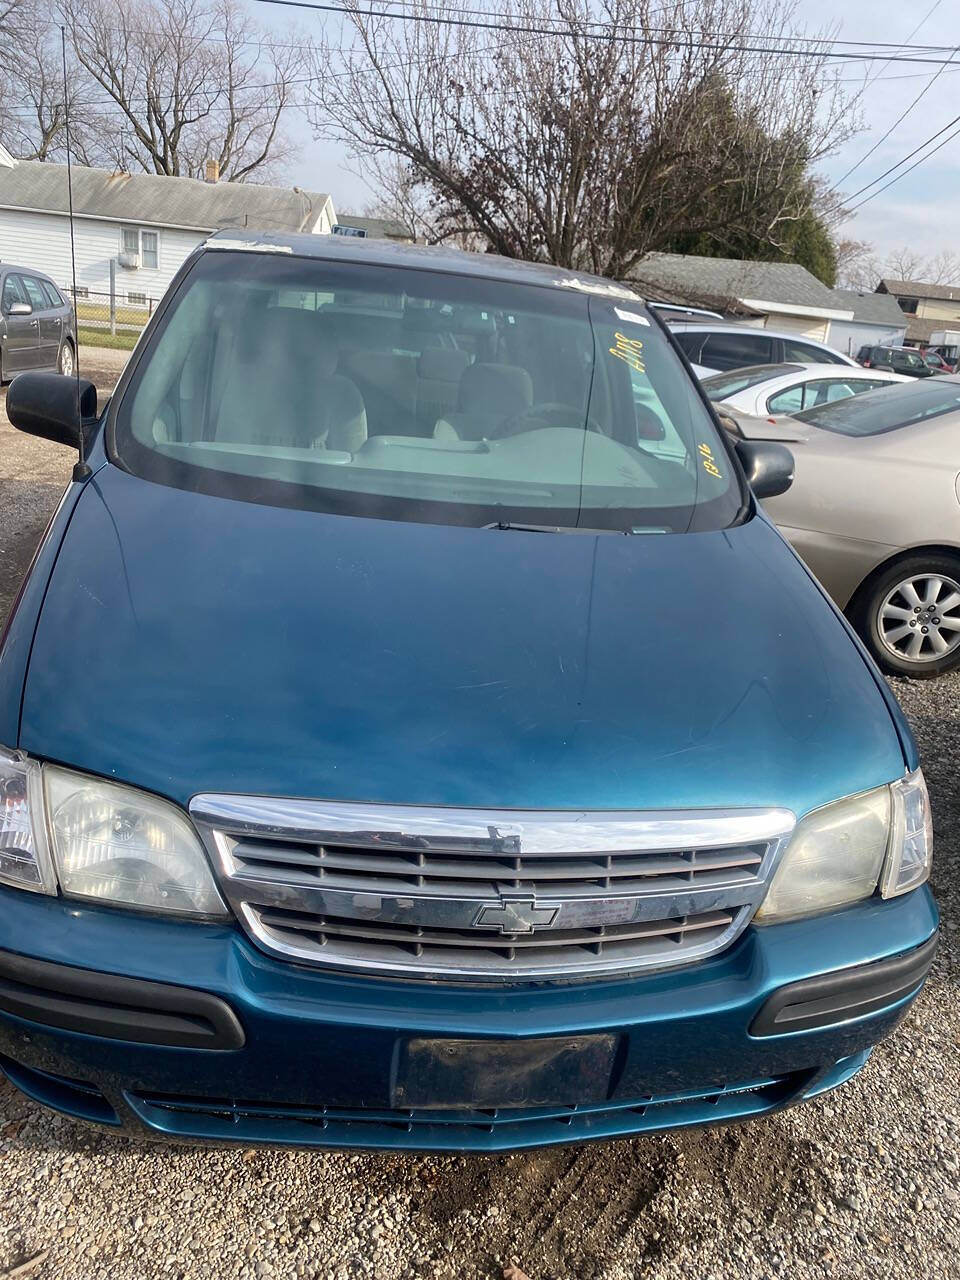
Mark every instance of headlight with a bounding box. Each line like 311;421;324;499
45;766;227;917
0;744;226;918
0;748;56;894
756;770;932;924
881;769;933;898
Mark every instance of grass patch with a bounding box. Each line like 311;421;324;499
76;301;150;327
78;327;139;351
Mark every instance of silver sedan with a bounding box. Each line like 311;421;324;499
701;362;909;417
725;375;960;677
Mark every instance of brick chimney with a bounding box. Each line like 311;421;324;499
205;158;220;184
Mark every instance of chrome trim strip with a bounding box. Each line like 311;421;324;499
212;875;761;929
191;795;796;854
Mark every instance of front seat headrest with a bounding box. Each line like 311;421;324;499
458;363;533;415
418;348;472;382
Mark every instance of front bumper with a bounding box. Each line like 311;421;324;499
0;886;938;1152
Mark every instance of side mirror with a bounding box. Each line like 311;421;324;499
7;301;32;317
716;410;743;439
6;371;98;448
735;438;794;500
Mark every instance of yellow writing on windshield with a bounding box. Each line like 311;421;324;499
698;442;722;479
609;331;646;374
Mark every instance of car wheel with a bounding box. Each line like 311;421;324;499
854;554;960;677
58;340;75;377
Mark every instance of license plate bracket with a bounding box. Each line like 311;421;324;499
392;1033;619;1110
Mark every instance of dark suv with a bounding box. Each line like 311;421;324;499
856;345;934;378
0;264;77;382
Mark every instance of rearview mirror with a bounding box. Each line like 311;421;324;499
735;439;794;500
6;301;32;317
635;404;666;441
6;371;98;448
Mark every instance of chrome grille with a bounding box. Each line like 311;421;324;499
247;903;738;975
191;797;795;981
229;836;766;896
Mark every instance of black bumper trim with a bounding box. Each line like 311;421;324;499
750;932;938;1037
0;949;245;1049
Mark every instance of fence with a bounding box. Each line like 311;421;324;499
66;275;160;351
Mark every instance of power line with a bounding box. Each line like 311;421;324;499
253;0;960;66
312;0;959;51
836;40;960;186
856;0;942;89
33;9;960;65
844;109;960;204
847;115;960;211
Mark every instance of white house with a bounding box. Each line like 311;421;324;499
0;146;335;306
629;253;855;344
826;289;908;357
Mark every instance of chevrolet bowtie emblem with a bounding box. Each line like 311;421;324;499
474;895;562;935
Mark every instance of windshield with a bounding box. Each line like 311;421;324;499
112;249;741;532
796;378;960;436
701;364;802;402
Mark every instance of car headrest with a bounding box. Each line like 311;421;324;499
458;363;533;414
263;308;338;376
418;348;472;382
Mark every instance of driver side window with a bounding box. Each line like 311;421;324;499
1;275;25;313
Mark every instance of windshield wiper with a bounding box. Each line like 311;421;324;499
482;521;654;535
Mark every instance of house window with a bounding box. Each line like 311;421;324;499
141;231;158;270
120;226;160;269
121;226;139;257
127;291;147;306
897;297;919;314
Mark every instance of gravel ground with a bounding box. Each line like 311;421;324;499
0;358;956;1280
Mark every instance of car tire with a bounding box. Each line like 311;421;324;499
57;339;75;378
852;553;960;678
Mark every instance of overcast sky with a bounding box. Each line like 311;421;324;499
259;0;960;261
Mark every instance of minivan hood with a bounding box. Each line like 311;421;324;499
21;466;906;816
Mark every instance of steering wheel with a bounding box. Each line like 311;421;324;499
496;402;611;437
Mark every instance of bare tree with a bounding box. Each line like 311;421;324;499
882;246;927;283
0;1;103;164
57;0;309;181
873;246;960;287
919;250;960;286
308;0;856;276
834;237;880;291
358;153;482;247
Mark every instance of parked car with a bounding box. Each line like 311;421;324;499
855;345;935;378
0;264;76;380
927;331;960;370
669;320;857;374
921;349;953;374
647;302;724;323
729;376;960;676
0;232;936;1153
701;362;909;417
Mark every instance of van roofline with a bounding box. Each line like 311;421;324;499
202;229;646;302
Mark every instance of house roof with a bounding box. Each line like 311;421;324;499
0;158;330;234
628;252;852;319
904;316;945;345
878;277;960;303
335;213;414;240
830;288;907;327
